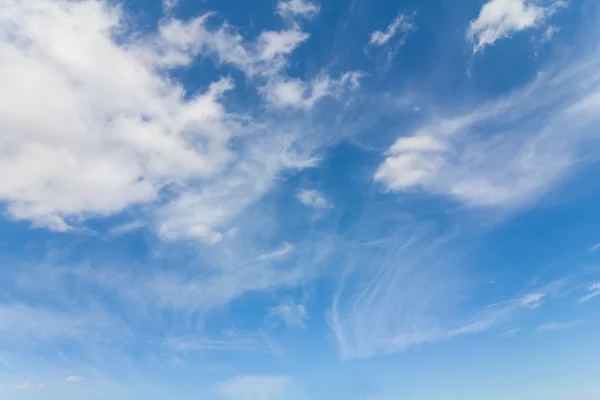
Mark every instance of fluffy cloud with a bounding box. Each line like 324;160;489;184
0;0;235;231
66;376;85;383
467;0;566;53
217;376;290;400
276;0;320;20
0;0;358;241
374;135;447;190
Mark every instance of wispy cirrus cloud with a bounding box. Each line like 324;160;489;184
258;242;295;261
330;217;571;359
579;282;600;303
537;320;582;332
375;41;600;211
367;13;414;69
369;13;414;47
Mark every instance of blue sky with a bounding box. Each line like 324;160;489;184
1;0;600;399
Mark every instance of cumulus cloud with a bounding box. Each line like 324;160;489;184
374;135;447;190
0;0;235;231
297;189;329;209
217;376;290;400
467;0;566;53
66;376;85;383
0;0;358;241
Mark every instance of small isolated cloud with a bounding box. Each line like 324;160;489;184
590;242;600;253
258;242;295;261
297;189;329;209
580;282;600;303
269;302;307;327
374;135;447;191
467;0;566;53
13;382;45;390
538;321;581;332
217;376;290;400
276;0;320;20
369;13;414;46
66;376;84;383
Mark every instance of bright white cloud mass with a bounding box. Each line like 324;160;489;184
1;0;600;399
467;0;566;52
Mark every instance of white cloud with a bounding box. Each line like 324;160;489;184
263;72;363;109
66;376;85;383
467;0;566;53
217;376;290;400
375;136;447;190
375;48;600;209
330;224;563;359
258;242;295;261
276;0;320;20
268;302;307;327
257;29;310;62
0;0;237;230
0;0;358;241
369;13;414;46
297;189;329;209
12;382;45;390
590;242;600;253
